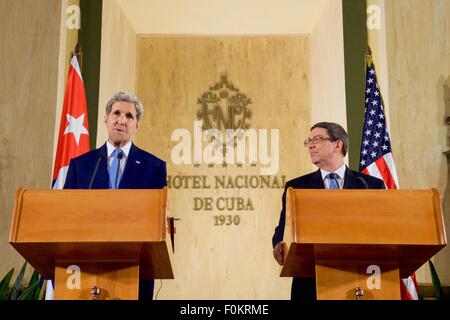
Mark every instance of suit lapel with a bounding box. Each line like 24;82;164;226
92;144;109;188
311;169;325;189
343;167;357;189
119;143;143;188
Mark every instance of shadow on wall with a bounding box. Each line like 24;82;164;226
435;75;450;284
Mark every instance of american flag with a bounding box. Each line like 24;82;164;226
359;61;398;188
359;50;419;300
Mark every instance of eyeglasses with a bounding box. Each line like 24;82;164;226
303;136;335;147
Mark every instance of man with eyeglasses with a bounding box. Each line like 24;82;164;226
272;122;385;300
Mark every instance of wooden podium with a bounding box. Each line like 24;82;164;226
280;188;447;300
9;188;173;300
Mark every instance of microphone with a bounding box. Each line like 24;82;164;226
357;176;369;189
88;155;104;189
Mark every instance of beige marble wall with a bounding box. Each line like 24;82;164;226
96;0;137;146
310;0;348;167
116;0;332;35
135;36;311;299
384;0;450;284
367;0;391;126
0;0;62;277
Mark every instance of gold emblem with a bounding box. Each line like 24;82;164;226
197;74;252;131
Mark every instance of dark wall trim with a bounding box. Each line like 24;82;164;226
79;0;102;149
342;0;368;170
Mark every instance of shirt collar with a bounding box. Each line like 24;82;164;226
320;163;347;181
106;140;132;158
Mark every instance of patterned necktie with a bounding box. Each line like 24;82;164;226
109;148;124;189
327;173;340;189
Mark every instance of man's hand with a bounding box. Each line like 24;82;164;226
273;241;288;266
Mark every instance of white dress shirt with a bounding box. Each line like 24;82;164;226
106;140;132;184
320;163;346;189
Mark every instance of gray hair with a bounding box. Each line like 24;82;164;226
311;122;349;156
105;91;144;121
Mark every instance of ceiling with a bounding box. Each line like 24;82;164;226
116;0;333;35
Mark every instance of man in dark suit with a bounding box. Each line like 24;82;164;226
272;122;385;300
64;91;166;300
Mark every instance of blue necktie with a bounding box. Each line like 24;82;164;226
109;148;124;189
327;173;339;189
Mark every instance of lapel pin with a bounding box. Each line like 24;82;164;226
135;160;141;164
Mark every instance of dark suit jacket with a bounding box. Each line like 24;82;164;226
64;142;166;301
64;143;166;189
272;167;385;300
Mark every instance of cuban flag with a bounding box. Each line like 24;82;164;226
45;53;90;299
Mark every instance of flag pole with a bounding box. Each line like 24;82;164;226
365;46;373;68
365;46;386;113
71;42;83;70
